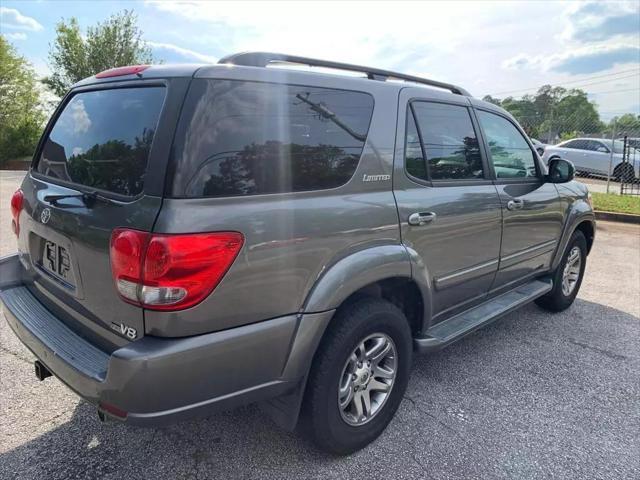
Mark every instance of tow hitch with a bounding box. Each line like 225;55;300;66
34;360;52;381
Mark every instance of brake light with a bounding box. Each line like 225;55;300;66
10;189;24;236
109;229;243;311
95;65;149;78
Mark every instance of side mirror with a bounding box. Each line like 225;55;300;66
596;146;609;153
547;157;575;183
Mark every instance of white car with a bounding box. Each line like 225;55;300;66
530;138;546;156
542;138;639;180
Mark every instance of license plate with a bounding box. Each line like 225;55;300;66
42;240;74;285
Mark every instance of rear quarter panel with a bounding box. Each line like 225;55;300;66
146;68;402;337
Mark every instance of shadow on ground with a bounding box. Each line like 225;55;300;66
1;298;639;480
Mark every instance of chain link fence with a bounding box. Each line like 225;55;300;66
517;111;640;195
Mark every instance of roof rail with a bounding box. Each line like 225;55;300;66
217;52;471;97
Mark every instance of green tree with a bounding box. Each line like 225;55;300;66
607;113;640;136
44;10;155;97
0;36;45;163
484;85;604;141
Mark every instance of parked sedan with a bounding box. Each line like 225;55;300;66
530;138;546;156
542;137;639;180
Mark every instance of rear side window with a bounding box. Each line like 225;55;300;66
562;140;586;149
170;80;374;197
37;87;166;196
410;102;483;181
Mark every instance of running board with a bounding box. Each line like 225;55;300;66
414;279;552;353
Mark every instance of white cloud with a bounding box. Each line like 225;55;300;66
146;41;217;63
503;44;640;75
502;54;534;71
2;32;27;41
562;1;640;43
68;99;91;134
0;7;43;31
145;0;512;70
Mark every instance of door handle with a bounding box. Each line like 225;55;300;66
408;212;436;226
506;199;524;211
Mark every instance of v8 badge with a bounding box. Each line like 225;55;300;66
111;322;137;340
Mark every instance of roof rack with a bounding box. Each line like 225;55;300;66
217;52;471;97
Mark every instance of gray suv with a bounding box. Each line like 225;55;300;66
1;53;595;454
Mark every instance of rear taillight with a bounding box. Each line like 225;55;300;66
10;189;24;236
109;229;243;311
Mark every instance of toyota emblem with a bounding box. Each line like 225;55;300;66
40;208;51;224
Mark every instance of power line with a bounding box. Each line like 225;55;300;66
488;68;640;96
587;88;640;95
565;73;640;89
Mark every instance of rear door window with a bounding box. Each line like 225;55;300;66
410;102;484;181
36;87;166;197
170;80;374;197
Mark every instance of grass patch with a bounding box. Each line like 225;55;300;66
592;192;640;215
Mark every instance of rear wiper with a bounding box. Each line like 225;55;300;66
43;191;120;207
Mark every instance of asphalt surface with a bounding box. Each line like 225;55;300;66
1;171;639;479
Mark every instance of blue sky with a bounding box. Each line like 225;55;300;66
1;0;639;120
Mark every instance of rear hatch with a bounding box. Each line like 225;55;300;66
16;78;186;348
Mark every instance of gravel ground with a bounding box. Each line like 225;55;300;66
1;171;639;479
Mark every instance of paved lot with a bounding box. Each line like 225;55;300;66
578;176;635;194
1;171;639;479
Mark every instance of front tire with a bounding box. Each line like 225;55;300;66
536;230;587;312
301;297;412;455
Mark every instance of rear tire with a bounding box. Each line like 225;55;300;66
613;163;635;183
536;230;587;312
301;297;412;455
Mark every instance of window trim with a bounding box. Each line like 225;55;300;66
31;79;171;202
474;107;543;184
404;103;430;183
403;99;491;187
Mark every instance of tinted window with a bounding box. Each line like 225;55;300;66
405;108;427;180
171;80;374;197
37;87;165;196
412;102;483;180
586;140;609;153
562;140;587;150
477;111;537;179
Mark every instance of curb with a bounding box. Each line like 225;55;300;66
594;210;640;224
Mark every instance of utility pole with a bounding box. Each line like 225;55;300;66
606;119;616;194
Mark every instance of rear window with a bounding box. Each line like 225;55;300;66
36;87;166;197
170;80;374;197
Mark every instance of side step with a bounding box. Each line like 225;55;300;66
414;279;552;353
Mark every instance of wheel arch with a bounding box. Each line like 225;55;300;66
265;246;430;431
551;206;596;271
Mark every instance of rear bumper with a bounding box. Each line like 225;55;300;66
0;254;332;426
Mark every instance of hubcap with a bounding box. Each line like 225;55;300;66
562;246;582;296
338;333;397;426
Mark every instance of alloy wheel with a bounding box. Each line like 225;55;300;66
338;333;397;426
